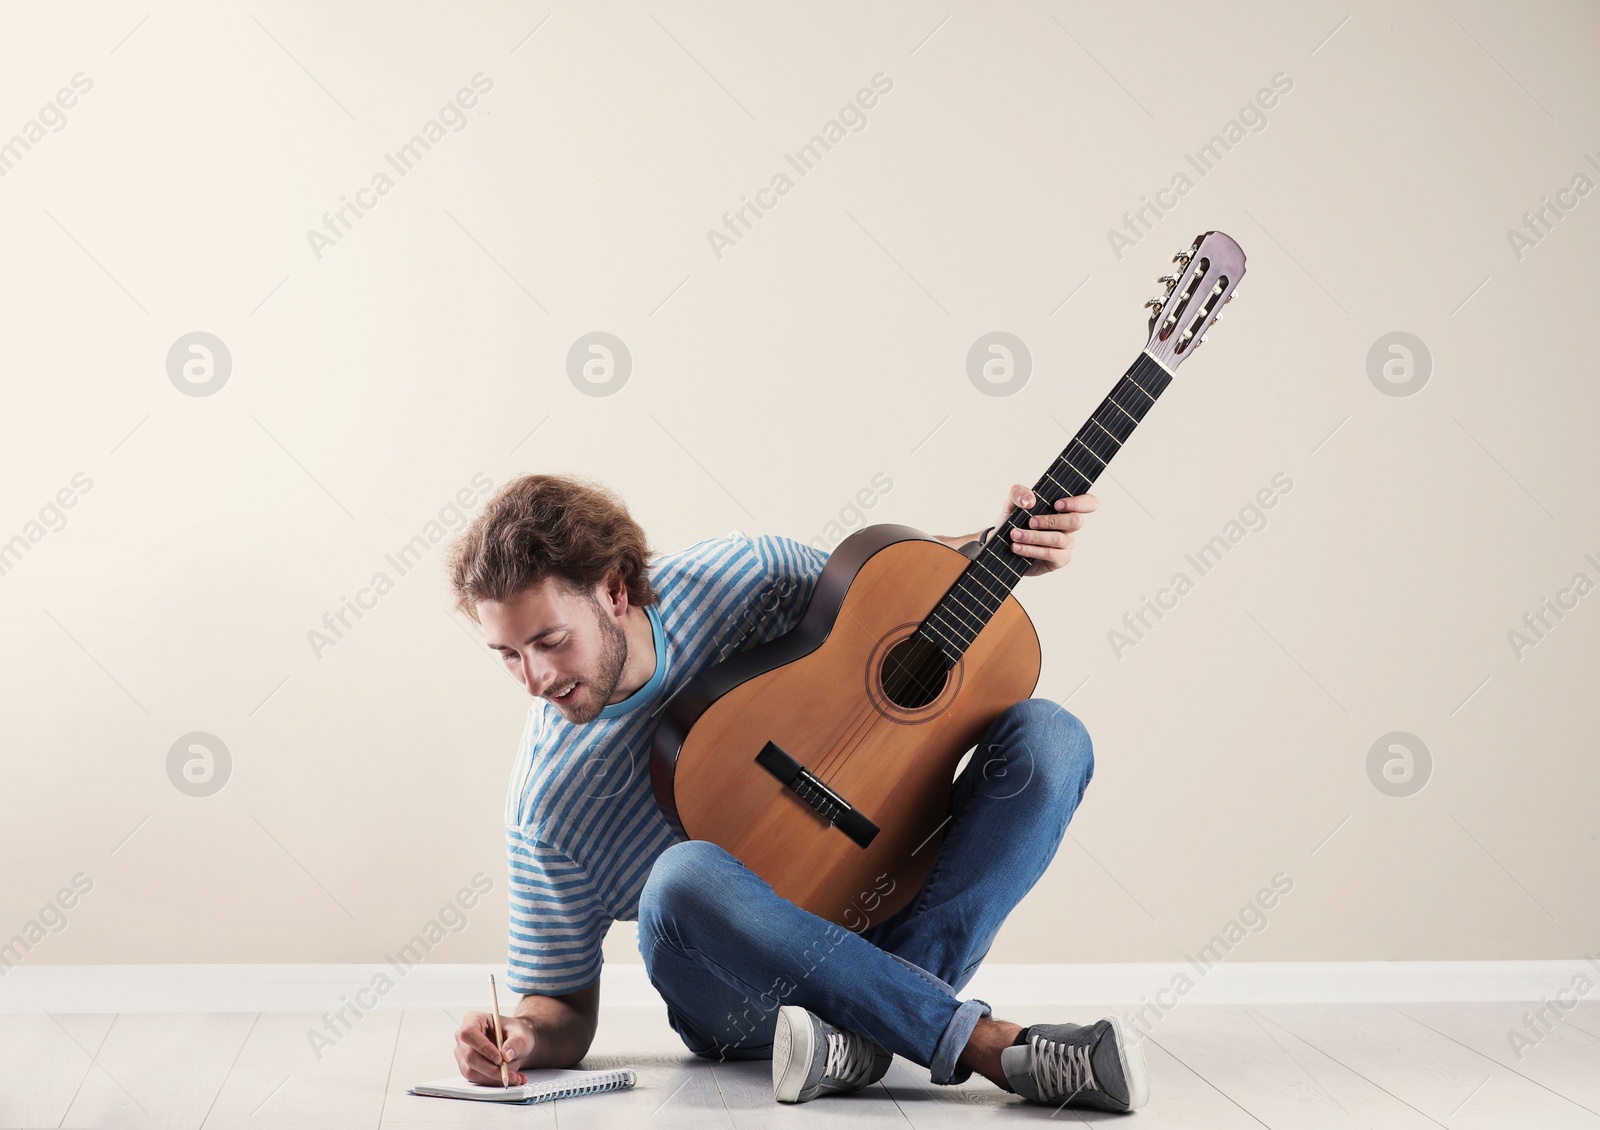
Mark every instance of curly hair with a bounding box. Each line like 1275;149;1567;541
447;474;656;621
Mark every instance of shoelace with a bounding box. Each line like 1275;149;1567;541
823;1030;876;1085
1031;1033;1097;1101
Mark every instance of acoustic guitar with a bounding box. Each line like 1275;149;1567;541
651;230;1247;929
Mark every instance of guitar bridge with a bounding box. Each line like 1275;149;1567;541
755;741;880;849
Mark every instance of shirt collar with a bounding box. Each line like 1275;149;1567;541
596;603;666;720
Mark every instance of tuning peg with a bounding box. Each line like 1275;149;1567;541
1172;250;1191;265
1157;274;1179;288
1200;333;1209;343
1144;297;1165;311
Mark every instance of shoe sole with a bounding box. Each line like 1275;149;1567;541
1110;1014;1150;1111
772;1005;816;1104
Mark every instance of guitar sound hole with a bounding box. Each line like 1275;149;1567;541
880;634;950;709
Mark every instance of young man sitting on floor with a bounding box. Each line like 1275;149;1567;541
447;473;1146;1112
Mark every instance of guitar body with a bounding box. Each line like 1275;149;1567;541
651;523;1041;929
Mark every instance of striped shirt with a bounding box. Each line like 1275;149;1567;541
503;530;830;996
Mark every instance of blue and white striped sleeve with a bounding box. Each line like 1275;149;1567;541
504;830;609;996
743;533;830;646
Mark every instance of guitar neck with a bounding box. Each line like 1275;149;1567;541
919;351;1174;666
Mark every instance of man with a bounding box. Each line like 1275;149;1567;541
447;473;1146;1112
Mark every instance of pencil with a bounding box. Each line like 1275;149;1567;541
488;973;509;1087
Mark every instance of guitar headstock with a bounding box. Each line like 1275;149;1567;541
1143;231;1246;370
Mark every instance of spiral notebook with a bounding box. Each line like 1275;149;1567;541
410;1067;636;1104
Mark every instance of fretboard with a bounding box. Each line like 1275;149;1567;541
919;351;1174;666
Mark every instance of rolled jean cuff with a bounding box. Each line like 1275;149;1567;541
930;997;991;1085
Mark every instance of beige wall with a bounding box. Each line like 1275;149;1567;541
2;0;1596;974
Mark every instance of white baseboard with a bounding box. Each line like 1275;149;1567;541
3;960;1595;1014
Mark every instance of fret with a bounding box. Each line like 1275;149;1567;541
929;602;974;641
1068;437;1106;467
1109;381;1153;419
927;638;963;667
957;571;998;612
950;588;992;629
1093;398;1138;441
959;558;1012;610
1122;376;1155;404
1104;396;1139;428
972;547;1024;582
919;619;964;661
1050;453;1095;486
1076;426;1120;461
940;589;986;636
969;566;1012;601
1059;455;1095;484
1040;467;1087;498
1088;417;1124;447
974;550;1023;586
943;590;983;627
919;352;1171;671
949;574;994;611
1127;359;1169;400
958;569;1006;607
1128;358;1165;394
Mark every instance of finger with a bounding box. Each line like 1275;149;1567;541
1010;526;1072;547
460;1048;502;1083
463;1049;527;1086
502;1036;528;1063
503;1017;536;1064
1009;530;1074;559
458;1019;503;1065
1056;493;1100;513
1027;512;1085;533
464;1037;531;1088
1005;484;1033;513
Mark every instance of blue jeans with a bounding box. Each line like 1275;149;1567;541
636;698;1093;1085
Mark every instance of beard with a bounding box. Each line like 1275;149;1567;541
563;595;629;725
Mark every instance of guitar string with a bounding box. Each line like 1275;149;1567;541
805;628;920;782
815;646;935;784
811;657;880;780
813;556;1061;790
813;621;953;782
815;566;991;782
810;546;1002;783
813;563;1018;788
815;618;962;787
813;691;884;781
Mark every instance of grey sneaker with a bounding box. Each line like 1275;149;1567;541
772;1005;892;1103
1000;1015;1148;1112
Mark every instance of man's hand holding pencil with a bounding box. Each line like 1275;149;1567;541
455;977;535;1087
452;978;601;1081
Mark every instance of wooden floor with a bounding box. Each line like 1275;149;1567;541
5;1002;1600;1128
